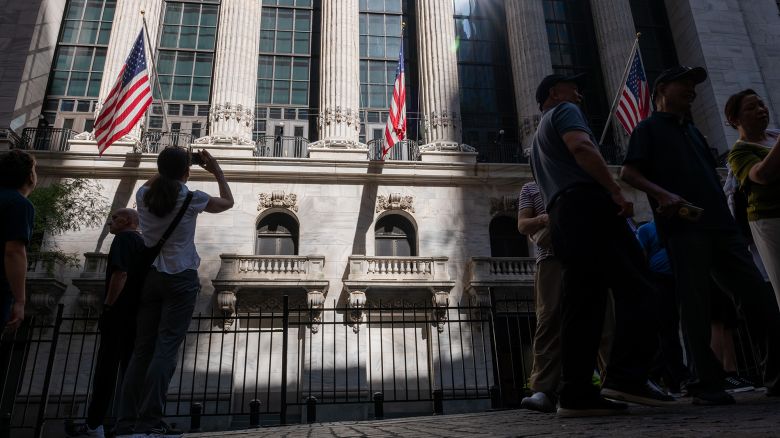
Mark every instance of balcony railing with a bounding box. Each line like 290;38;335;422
215;254;325;281
141;131;194;153
254;135;309;158
347;256;450;282
367;139;420;161
468;257;537;284
18;128;76;151
473;143;526;164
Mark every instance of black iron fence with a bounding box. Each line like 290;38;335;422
473;143;526;164
140;132;194;154
0;296;534;437
18;128;76;152
254;136;309;158
367;139;420;161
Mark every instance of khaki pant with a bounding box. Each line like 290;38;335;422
750;218;780;309
529;257;615;395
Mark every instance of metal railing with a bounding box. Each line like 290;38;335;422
18;128;76;152
599;142;625;165
473;143;526;164
367;139;420;161
0;296;534;436
254;136;309;158
140;131;194;153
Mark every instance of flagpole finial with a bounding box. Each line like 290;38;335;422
140;8;145;16
636;32;641;39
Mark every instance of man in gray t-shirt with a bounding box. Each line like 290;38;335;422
530;73;672;417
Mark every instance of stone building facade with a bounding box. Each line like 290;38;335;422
2;0;780;428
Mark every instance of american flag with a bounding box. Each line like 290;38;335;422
615;48;650;135
382;42;406;159
95;29;153;155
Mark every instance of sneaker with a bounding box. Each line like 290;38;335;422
145;421;183;437
723;375;754;394
557;396;629;418
691;389;736;406
520;392;556;413
601;379;676;407
65;422;105;438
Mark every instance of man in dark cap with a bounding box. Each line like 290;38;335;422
530;73;672;417
621;66;780;405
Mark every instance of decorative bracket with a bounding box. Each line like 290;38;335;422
216;290;237;330
348;290;367;333
306;290;326;333
431;291;450;333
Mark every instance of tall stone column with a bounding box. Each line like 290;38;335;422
505;0;553;149
308;0;364;159
417;0;473;161
195;0;261;147
590;0;638;148
95;0;163;141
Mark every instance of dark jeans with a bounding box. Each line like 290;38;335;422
648;272;690;389
666;229;780;393
86;312;136;428
117;268;199;432
548;185;658;403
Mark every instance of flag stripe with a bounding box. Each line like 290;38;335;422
616;47;650;135
382;40;406;159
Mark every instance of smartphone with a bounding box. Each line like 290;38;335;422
190;150;204;166
678;203;704;222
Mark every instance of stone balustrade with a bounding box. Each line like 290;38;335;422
216;254;325;280
466;257;536;307
72;252;108;315
347;256;449;282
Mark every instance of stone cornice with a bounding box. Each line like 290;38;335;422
31;150;540;186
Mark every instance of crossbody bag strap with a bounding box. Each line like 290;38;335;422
152;191;194;252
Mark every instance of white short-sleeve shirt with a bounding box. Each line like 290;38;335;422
136;182;210;274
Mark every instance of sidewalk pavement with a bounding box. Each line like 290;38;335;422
187;391;780;437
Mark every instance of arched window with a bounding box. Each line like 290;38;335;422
256;212;299;255
489;216;528;258
375;215;416;257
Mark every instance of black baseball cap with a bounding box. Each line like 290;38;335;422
535;73;586;111
652;66;707;102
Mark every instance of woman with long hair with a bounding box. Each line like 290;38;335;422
115;147;233;437
725;89;780;307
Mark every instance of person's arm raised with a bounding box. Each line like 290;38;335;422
198;150;234;213
748;138;780;185
562;130;633;217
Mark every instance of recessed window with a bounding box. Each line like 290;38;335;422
375;214;416;257
489;216;528;258
256;213;299;256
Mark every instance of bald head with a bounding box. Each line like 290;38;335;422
109;208;139;234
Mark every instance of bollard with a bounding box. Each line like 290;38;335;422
306;396;317;424
432;389;444;415
249;399;261;427
373;392;384;420
189;402;202;433
489;385;501;410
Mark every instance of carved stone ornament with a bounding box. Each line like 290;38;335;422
318;106;361;132
348;290;367;333
73;131;95;141
217;290;237;330
306;290;326;333
489;195;520;216
376;193;414;214
258;191;298;212
210;102;255;128
432;290;450;333
193;134;255;146
418;142;476;153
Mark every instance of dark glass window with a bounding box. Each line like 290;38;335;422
256;0;318;141
489;216;528;258
256;212;299;255
156;1;219;102
453;0;518;148
629;0;679;85
543;0;611;144
375;215;416;257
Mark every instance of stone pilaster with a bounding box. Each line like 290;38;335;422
308;0;364;159
96;0;163;142
505;0;553;149
590;0;637;147
195;0;260;148
416;0;475;162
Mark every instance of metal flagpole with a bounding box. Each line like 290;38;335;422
598;32;641;146
141;9;170;134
